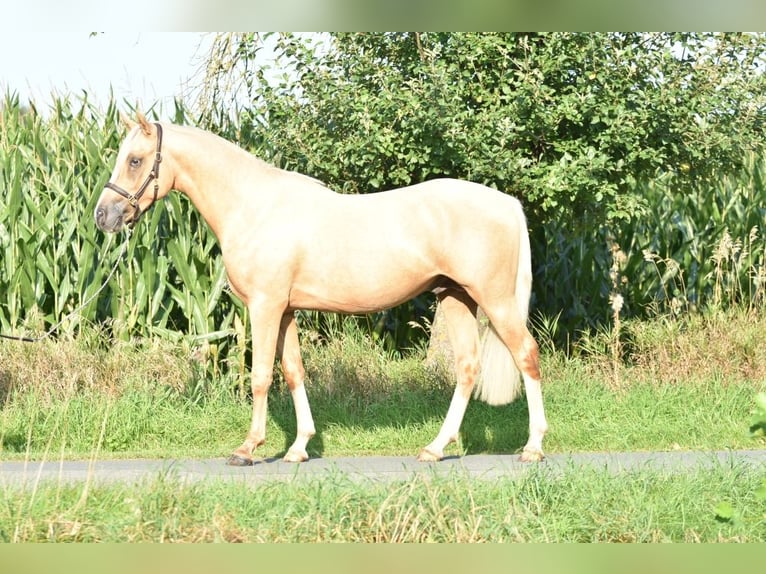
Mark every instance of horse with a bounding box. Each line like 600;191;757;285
94;113;548;466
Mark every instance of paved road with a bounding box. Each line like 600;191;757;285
1;449;765;486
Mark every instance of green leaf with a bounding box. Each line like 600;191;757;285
714;500;735;522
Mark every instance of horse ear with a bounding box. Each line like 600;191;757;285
136;112;152;136
119;112;136;130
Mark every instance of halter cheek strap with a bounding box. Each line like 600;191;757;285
104;122;164;222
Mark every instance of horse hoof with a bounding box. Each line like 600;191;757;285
519;449;544;463
283;449;309;463
227;454;254;466
417;448;442;462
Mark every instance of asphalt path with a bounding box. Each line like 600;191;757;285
1;449;765;487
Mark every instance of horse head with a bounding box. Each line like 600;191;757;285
95;112;170;232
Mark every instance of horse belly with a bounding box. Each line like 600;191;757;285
288;248;437;314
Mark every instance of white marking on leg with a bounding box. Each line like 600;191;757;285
419;291;479;462
419;387;472;461
520;372;547;461
278;313;316;462
284;383;315;462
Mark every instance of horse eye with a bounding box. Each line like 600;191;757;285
129;157;142;168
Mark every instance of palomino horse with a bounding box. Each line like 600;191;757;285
95;113;548;466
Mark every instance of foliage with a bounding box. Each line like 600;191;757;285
753;392;766;437
3;30;766;360
0;92;121;334
3;302;765;542
713;392;766;528
2;316;765;461
203;33;766;222
197;32;766;341
540;160;766;333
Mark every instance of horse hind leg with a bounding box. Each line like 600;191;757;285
482;304;548;462
418;289;480;462
277;313;316;462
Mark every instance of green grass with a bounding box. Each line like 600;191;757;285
1;311;764;461
1;308;765;543
2;464;764;542
0;373;755;461
3;92;766;544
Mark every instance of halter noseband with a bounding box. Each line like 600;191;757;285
104;122;163;224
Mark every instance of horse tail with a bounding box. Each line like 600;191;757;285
474;199;532;406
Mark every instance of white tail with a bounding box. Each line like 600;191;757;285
473;203;533;406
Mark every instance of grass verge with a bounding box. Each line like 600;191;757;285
1;311;765;460
1;464;764;542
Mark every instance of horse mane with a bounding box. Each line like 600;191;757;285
288;170;329;189
258;157;330;191
186;123;331;191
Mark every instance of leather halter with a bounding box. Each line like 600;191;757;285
104;122;163;224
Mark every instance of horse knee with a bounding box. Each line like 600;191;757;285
490;320;541;382
456;356;479;378
454;356;480;392
250;365;274;395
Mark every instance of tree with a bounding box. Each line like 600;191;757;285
195;32;766;346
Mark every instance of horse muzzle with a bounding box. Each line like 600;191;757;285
95;200;131;233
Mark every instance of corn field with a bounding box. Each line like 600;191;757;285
532;160;766;336
1;93;765;365
0;94;246;369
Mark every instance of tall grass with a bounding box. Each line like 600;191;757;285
1;317;763;461
623;161;766;316
1;93;120;334
533;158;766;340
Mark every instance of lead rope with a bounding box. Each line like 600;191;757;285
0;232;131;343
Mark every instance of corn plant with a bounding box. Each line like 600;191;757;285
0;93;123;335
534;155;766;344
621;161;766;315
0;93;247;381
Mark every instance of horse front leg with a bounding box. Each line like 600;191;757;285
227;302;284;466
277;312;316;462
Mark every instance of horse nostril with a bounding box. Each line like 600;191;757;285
95;206;106;227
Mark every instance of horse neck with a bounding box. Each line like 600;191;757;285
166;125;266;240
